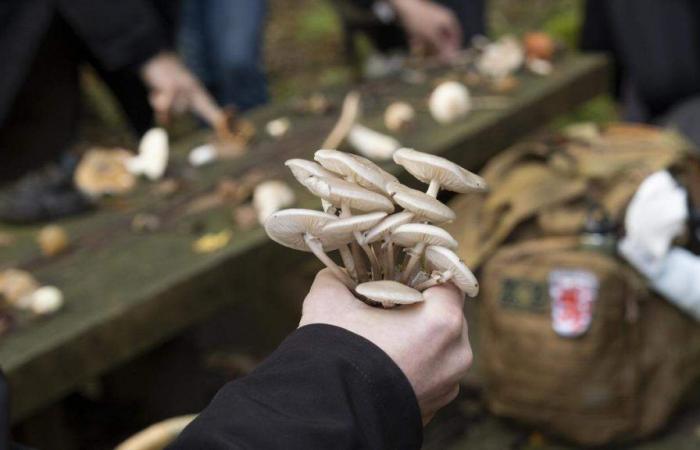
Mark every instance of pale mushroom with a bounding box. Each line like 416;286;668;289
428;81;472;124
285;158;338;184
27;286;64;315
392;223;459;283
393;148;487;197
252;180;296;224
347;124;401;161
477;35;524;79
302;176;394;214
128;128;169;180
322;90;360;149
384;102;415;132
74;148;136;198
362;211;415;279
386;182;455;223
415;245;479;297
323;211;388;280
266;117;291;138
264;209;355;288
355;280;424;307
188;144;218;167
314;149;397;195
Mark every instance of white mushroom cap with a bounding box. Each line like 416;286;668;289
253;180;296;224
424;246;478;297
393;148;487;193
428;81;472;124
303;176;395;213
128;128;169;180
285;159;338;185
347;124;401;161
264;209;346;252
356;280;424;305
386;182;455;223
391;223;458;249
363;211;415;244
477;35;524;79
323;211;388;235
314;149;397;194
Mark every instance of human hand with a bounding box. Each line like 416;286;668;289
299;269;472;425
390;0;462;62
140;51;223;126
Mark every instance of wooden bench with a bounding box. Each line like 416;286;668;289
0;54;608;423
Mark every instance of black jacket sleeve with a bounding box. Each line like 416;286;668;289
169;324;423;450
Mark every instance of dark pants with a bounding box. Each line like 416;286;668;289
0;17;154;183
179;0;268;111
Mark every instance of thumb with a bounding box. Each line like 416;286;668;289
300;269;359;326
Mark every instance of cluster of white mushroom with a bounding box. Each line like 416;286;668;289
264;148;488;307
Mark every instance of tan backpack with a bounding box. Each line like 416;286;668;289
446;124;700;445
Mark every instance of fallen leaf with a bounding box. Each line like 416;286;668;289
193;230;232;254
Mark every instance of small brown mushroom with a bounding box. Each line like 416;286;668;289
523;32;555;61
384;102;416;132
0;269;39;307
37;225;69;257
355;280;424;307
74;148;136;198
264;209;355;288
415;246;478;297
393;148;487;197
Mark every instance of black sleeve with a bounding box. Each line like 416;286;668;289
169;324;423;450
55;0;170;72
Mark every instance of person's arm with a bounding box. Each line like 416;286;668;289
170;270;472;449
56;0;221;126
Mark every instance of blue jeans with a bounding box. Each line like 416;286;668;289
179;0;268;111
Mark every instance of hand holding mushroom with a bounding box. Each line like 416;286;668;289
265;147;487;307
300;269;473;425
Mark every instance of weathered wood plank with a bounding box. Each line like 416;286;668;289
0;54;608;423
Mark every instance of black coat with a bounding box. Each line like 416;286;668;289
0;0;170;126
169;325;423;449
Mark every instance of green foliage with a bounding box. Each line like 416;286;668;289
297;1;340;42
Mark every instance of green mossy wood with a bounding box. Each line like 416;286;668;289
0;54;608;423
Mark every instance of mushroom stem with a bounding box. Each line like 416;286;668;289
304;235;356;289
339;203;382;281
385;239;395;280
401;242;426;283
339;245;358;281
426;179;441;197
415;271;453;291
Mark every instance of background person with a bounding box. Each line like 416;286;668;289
179;0;269;112
0;0;220;223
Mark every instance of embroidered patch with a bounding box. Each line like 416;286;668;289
500;278;548;313
549;269;599;338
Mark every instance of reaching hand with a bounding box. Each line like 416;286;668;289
390;0;462;62
140;52;223;126
300;269;472;425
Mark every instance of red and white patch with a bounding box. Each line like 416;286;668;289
548;269;599;338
